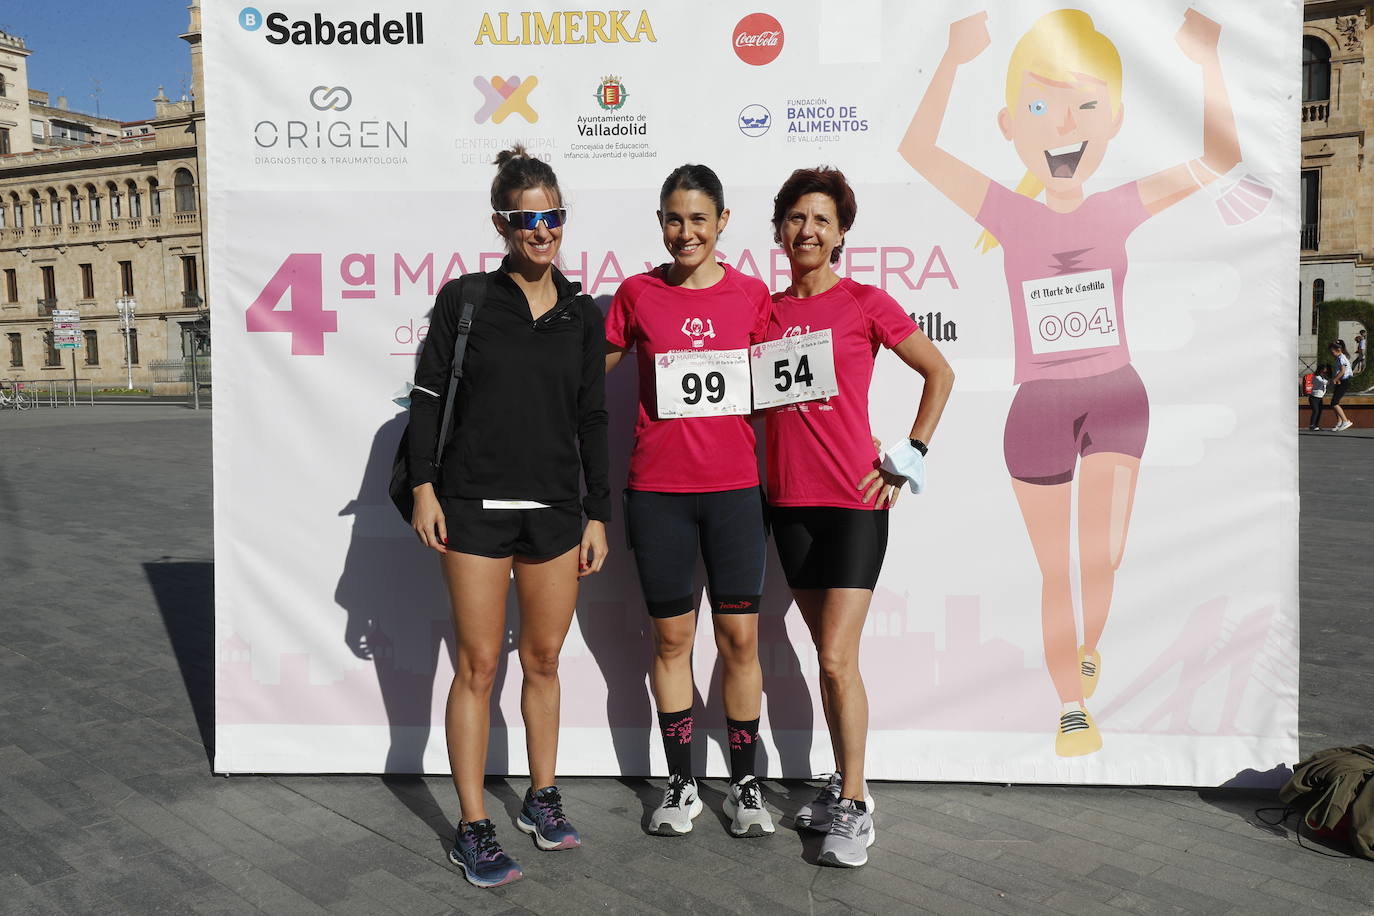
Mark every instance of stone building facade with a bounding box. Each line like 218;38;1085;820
0;2;206;394
1302;1;1374;365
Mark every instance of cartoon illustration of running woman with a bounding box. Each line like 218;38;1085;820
899;8;1240;756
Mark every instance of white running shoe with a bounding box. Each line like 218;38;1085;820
818;799;876;868
722;776;775;838
648;774;702;836
795;774;875;832
1336;420;1355;431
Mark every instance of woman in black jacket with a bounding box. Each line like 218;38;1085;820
407;145;609;888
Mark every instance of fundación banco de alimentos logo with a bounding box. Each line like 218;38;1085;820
474;75;539;124
738;104;771;137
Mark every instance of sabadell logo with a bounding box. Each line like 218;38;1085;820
732;13;783;66
238;8;425;45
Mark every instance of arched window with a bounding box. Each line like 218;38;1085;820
0;73;6;97
1312;278;1326;335
11;193;22;229
67;185;81;223
148;177;161;216
1304;36;1332;102
126;179;141;218
48;189;61;225
29;190;42;227
174;168;196;212
0;204;6;229
107;181;121;219
86;184;100;222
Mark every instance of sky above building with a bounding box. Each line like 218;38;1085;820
0;1;191;122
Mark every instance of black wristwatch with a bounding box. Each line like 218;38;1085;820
909;438;928;456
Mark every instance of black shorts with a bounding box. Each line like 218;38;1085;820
624;487;766;618
1330;379;1351;406
439;498;581;560
771;506;888;591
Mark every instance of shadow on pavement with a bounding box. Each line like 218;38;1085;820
144;557;216;766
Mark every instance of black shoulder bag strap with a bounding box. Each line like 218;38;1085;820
431;272;487;465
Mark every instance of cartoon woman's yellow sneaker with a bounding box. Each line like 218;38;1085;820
1079;646;1101;699
1055;707;1102;757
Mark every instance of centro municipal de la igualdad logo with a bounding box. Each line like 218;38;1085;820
474;75;539;124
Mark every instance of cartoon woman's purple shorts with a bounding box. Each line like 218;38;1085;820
1003;364;1149;485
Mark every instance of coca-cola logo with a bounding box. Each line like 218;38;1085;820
732;13;784;66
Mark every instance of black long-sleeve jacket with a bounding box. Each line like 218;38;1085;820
406;261;610;521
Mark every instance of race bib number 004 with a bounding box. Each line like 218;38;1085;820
1021;268;1119;355
654;347;752;419
750;329;839;410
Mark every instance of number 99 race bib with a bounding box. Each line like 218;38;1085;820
1021;268;1119;355
654;347;752;419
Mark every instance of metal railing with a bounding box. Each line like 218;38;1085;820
1301;223;1319;251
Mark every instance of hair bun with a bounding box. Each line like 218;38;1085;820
494;144;531;168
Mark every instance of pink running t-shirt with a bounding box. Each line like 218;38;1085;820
763;278;919;509
606;264;772;492
976;181;1150;384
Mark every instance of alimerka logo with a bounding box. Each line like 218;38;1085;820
240;8;425;45
475;10;656;44
474;75;539;124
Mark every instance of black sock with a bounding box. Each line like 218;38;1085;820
726;717;760;782
657;709;693;780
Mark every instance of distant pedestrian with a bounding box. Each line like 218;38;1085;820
1308;364;1330;431
1354;329;1367;375
1328;340;1355;431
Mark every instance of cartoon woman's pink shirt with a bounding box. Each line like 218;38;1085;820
975;181;1150;384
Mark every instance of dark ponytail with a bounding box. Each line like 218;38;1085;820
659;163;725;216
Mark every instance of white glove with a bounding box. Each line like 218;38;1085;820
879;439;926;494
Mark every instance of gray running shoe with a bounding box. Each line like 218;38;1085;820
723;777;775;838
818;799;875;868
795;774;875;831
648;774;702;836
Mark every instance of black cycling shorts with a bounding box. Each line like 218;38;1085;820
439;498;581;560
771;506;889;591
1330;379;1351;406
624;487;766;618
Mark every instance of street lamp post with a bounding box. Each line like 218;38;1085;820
116;297;136;390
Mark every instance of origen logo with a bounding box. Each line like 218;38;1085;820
309;86;352;111
474;75;539;124
733;13;783;66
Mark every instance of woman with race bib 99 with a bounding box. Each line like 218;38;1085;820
762;167;953;867
605;164;776;839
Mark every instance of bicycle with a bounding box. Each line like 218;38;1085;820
0;381;32;410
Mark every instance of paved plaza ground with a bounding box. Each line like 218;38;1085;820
1;406;1372;914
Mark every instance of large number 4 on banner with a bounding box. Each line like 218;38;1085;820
244;253;338;356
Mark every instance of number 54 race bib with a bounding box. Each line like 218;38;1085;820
750;329;839;410
1021;268;1119;355
654;347;752;419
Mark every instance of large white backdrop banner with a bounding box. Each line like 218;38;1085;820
207;1;1299;784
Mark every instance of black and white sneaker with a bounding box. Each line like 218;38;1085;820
723;776;775;837
648;774;702;836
